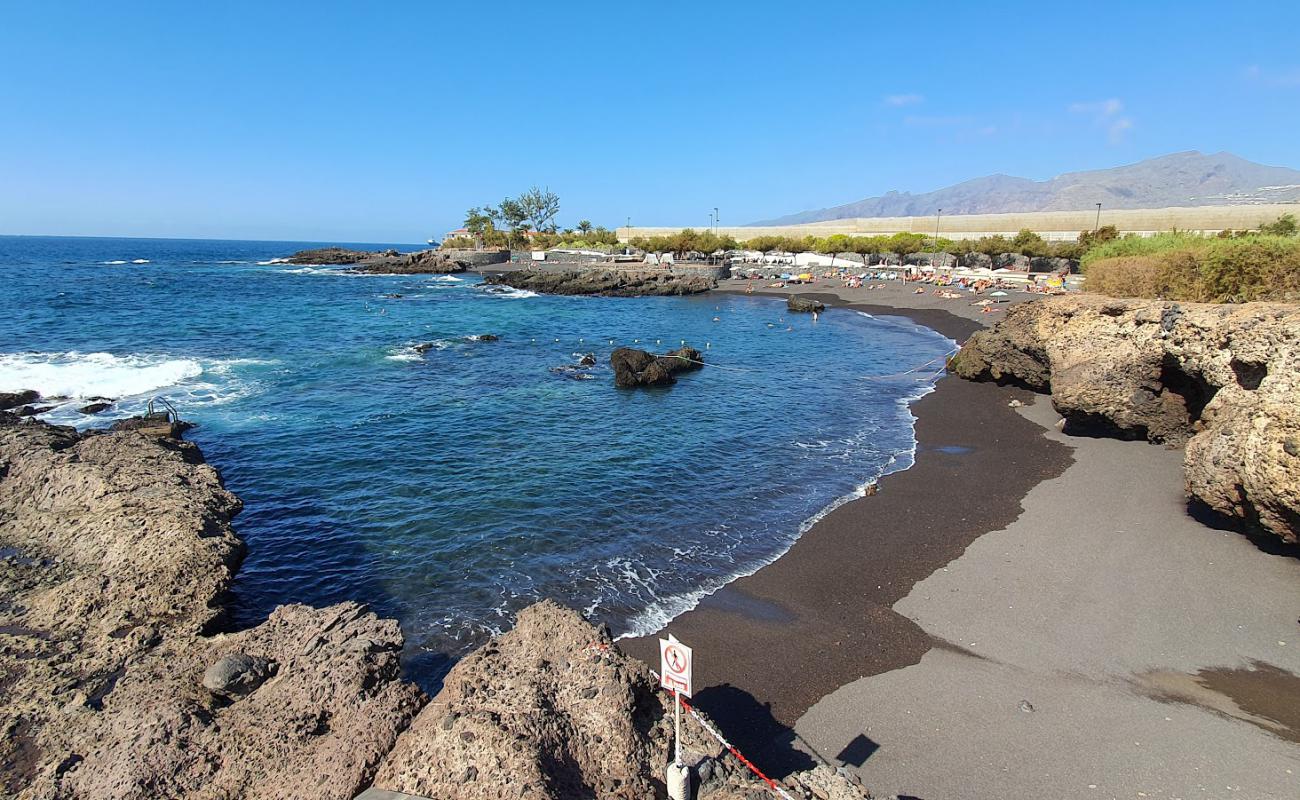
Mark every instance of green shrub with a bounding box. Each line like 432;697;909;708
1084;234;1300;302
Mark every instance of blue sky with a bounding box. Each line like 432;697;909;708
2;0;1298;243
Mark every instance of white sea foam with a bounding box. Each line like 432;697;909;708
0;351;203;399
257;258;290;265
0;352;273;428
479;286;538;299
131;259;150;264
429;275;463;283
101;260;127;265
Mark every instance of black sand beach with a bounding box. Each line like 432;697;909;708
621;282;1075;770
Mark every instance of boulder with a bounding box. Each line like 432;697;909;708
787;295;825;313
954;295;1300;544
78;401;113;415
202;652;277;699
611;345;703;388
0;389;40;410
374;601;869;800
0;417;426;799
959;252;994;270
468;334;499;342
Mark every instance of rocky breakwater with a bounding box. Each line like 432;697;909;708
286;247;480;274
0;413;424;799
611;345;704;388
374;601;868;800
485;268;715;297
950;295;1300;545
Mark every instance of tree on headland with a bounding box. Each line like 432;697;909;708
518;186;561;233
576;219;593;235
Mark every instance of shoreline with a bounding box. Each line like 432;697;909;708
621;279;1075;772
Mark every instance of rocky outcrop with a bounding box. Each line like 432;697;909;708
286;247;384;265
353;249;468;275
286;247;472;274
486;269;715;297
1;415;873;799
788;296;825;313
0;390;40;410
374;601;869;800
611;346;704;388
0;417;424;799
951;295;1300;544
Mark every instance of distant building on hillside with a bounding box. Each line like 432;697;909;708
443;228;471;242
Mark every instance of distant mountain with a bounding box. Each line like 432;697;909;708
752;152;1300;225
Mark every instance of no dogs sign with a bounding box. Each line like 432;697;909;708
658;634;693;697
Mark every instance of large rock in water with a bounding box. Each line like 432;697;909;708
951;295;1300;544
0;416;424;799
485;269;716;296
374;601;870;800
787;295;825;313
611;345;704;388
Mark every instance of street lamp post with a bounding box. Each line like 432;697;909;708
714;207;720;237
1094;203;1102;232
932;208;942;268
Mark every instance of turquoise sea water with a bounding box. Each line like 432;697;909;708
0;236;953;682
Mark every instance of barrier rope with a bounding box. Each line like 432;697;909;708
647;667;799;800
860;345;960;381
678;693;798;800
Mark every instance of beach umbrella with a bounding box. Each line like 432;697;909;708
990;290;1008;297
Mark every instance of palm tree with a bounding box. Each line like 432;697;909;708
576;220;593;235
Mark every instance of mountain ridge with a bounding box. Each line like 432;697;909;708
752;151;1300;225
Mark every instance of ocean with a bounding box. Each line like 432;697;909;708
0;235;954;684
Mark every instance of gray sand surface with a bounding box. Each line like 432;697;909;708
795;398;1300;800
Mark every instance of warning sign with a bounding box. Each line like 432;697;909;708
659;634;693;697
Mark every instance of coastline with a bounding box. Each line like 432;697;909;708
621;278;1075;771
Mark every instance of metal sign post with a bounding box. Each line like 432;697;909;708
659;633;693;775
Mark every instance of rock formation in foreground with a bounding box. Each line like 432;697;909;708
1;413;869;799
611;345;704;387
375;601;869;800
950;295;1299;544
485;269;716;296
0;414;424;799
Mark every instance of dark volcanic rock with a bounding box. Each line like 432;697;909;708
286;247;470;274
0;390;40;410
611;345;703;388
202;652;277;699
485;269;715;297
787;295;825;313
467;334;498;342
286;247;380;265
354;249;467;275
78;401;113;415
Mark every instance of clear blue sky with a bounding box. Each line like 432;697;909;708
3;1;1298;243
